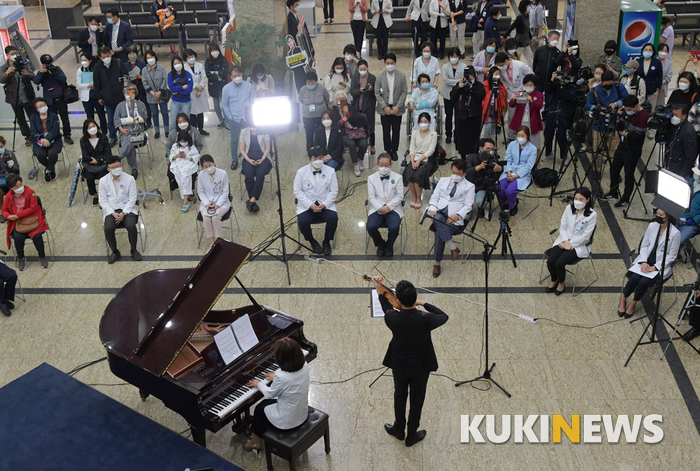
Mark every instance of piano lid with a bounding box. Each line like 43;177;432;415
99;239;251;376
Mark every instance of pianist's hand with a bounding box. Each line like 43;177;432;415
247;379;261;388
265;372;275;381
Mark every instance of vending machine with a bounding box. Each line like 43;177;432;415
618;0;663;62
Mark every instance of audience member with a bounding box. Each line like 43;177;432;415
248;63;276;99
204;43;230;129
350;60;377;155
29;97;62;182
657;43;673;106
164;113;203;157
599;40;622;78
299;71;331;151
371;0;393;60
667;72;699;109
635;43;663;112
80;119;110;205
315;110;344;170
405;0;430;57
334;90;368;176
508;74;542;146
325;57;353;106
481;67;507;141
367;153;404;257
0;258;16;317
156;5;178;54
94;46;127;146
105;9;134;63
483;6;503;51
77;53;108;136
528;0;545;51
429;0;449;59
222;65;255;170
659;16;674;61
142;50;169;139
78;16;108;59
677;168;700;251
184;49;210;136
169;131;200;212
464;137;502;212
497;126;537;215
408;73;439;131
619;59;646;104
0;136;19;194
375;54;408;161
664;104;697;179
404;113;438;208
441;47;466;144
197;154;231;246
239;127;272;213
114;84;148;180
349;0;369;56
473;37;497;83
505;0;533;67
123;46;151;129
167;56;194;133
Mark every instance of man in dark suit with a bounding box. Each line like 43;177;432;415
78;17;108;59
370;276;449;447
105;9;133;63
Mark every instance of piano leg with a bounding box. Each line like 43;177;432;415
139;389;150;401
190;425;207;447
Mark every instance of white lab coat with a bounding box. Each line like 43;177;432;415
169;143;200;198
293;163;338;214
499;59;534;100
184;61;210;115
256;362;309;430
370;0;393;28
630;222;681;279
197;167;230;214
98;172;138;221
552;207;597;258
427;176;475;226
367;170;405;218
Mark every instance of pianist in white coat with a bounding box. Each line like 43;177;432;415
244;337;310;452
98;156;141;264
427;159;474;278
293;146;339;256
197;155;231;246
367;153;404;258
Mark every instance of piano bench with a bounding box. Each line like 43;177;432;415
262;407;330;471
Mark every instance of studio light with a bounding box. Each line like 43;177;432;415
249;97;296;134
652;168;691;218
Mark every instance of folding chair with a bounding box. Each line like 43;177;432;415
8;196;55;264
237;156;276;201
293;198;339;253
364;200;407;255
518;180;539;220
538;227;598;296
425;203;478;263
194;185;240;248
77;160;103;204
103;200;147;255
0;253;25;302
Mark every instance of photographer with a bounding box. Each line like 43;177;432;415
0;46;35;147
464;138;503;213
585;70;628;170
602;95;648;207
541;67;578;162
532;31;564;93
32;54;72;145
450;66;485;158
665;103;697;179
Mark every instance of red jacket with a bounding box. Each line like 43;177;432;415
508;90;544;134
1;185;49;248
481;81;507;124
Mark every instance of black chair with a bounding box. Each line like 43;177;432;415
162;23;182;42
133;24;163;54
129;12;152;25
207;0;228;16
100;1;120;14
686;3;700;14
121;1;144;13
195;9;219;26
665;2;687;15
184;0;205;11
67;26;83;63
178;10;196;24
262;407;330;471
84;13;107;25
185;23;210;44
194;185;239;248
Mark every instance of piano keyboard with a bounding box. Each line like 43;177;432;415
203;350;308;420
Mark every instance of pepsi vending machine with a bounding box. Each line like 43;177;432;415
618;0;662;62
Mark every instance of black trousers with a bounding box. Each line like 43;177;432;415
380;114;402;154
297;208;338;244
303;116;321;151
443;98;455;138
241;158;273;200
49;97;71;139
376;16;390;58
351;20;366;55
104;213;138;253
0;262;16;304
250;399;277;438
623;272;660;301
11;229;45;259
411;19;428;57
11;102;34;138
546;246;580;283
189;113;205;131
543;110;571;159
323;0;334;19
431;24;447;57
35;145;61;171
609;146;642;200
456;116;481;157
392;370;430;437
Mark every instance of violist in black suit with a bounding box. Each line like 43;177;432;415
369;276;449;447
314;110;345;170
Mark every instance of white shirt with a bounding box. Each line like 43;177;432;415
111;20;120;50
387;72;395;105
89;137;99;148
98;172;138;221
256;362;309;429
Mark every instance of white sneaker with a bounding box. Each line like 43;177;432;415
541;154;553;162
359;159;365;171
353;163;361;177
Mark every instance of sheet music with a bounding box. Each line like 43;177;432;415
232;314;259;353
628;262;660;279
371;289;385;318
213;327;242;365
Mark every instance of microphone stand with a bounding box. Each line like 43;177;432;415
421;211;511;397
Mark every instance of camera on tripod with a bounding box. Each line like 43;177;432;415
499;209;510;223
553;69;575;85
479;149;500;172
648;103;674;130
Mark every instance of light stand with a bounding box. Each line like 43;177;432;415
245;98;309;285
623;140;664;222
625;169;691;366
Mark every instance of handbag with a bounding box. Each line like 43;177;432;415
63;82;79;104
159;88;171;102
83;163;108;178
515;30;530;48
345;126;367;140
16;216;39;234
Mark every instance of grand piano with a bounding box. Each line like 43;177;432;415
99;239;317;447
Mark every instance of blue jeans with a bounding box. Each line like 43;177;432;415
228;118;246;163
212;96;225;123
149;102;169;133
169;101;191;132
367;211;401;248
475;190;486;210
677;222;700;247
105;104;117;142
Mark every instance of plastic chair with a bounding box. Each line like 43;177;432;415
8;196;55;264
364;200;407;255
538;226;598;296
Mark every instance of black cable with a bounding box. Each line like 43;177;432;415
87;382;129;387
534;317;627;329
67;357;107;377
310;366;387;385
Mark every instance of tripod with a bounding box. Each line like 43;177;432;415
492;212;517;267
580;112;617;206
248;134;311;285
662;275;700;358
546;104;586;205
478;82;508;149
623;140;664;222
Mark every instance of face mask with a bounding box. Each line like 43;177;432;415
107;18;114;25
345;54;354;62
470;79;475;84
335;68;345;74
422;52;431;59
507;49;516;56
147;57;156;65
517;136;527;145
420;82;430;90
679;82;690;91
89;24;98;32
38;105;48;114
419;122;430;130
493;75;501;82
594;74;601;80
605;49;614;56
205;165;216;174
0;147;5;153
129;54;137;62
322;119;332;127
310;159;324;170
658;52;668;59
385;64;395;72
655;215;665;224
486;46;496;54
102;57;111;66
671;116;682;125
88;127;98;135
232;76;243;84
359;70;368;76
173;63;183;71
187;58;195;65
626;110;635;116
211;51;220;58
9;55;17;62
81;61;90;68
602;84;613;91
14;185;24;195
642;51;653;59
166;11;172;17
450;174;463;184
626;69;635;75
498;65;507;71
549;40;559;48
178;122;189;130
256;74;264;80
180;142;188;148
573;200;586;210
524;86;534;93
378;166;391;176
449;57;459;64
307;83;317;90
110;167;122;177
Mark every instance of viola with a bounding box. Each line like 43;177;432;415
363;274;402;310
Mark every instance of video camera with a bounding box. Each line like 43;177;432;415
553;69;575;85
479;149;500;171
648;103;674;130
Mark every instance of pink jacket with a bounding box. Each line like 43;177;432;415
348;0;369;21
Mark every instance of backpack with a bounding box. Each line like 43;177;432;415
531;167;559;187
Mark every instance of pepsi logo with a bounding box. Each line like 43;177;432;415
624;20;654;48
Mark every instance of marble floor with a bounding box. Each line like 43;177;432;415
1;3;700;470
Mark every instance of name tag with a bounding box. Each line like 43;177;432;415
309;104;316;113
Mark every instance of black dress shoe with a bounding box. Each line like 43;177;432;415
384;245;393;257
311;241;323;254
546;286;556;293
554;286;565;296
5;300;14;310
154;132;160;139
0;302;10;317
384;424;405;440
323;242;332;256
231;161;238;170
93;196;99;206
132;169;138;180
683;327;700;341
108;250;121;264
109;139;118;147
246;200;254;212
64;136;74;145
510;199;519;216
618;310;626;317
165;131;169;138
405;430;426;447
251;202;260;213
199;129;210;136
445;136;452;144
376;244;385;257
390;151;398;161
